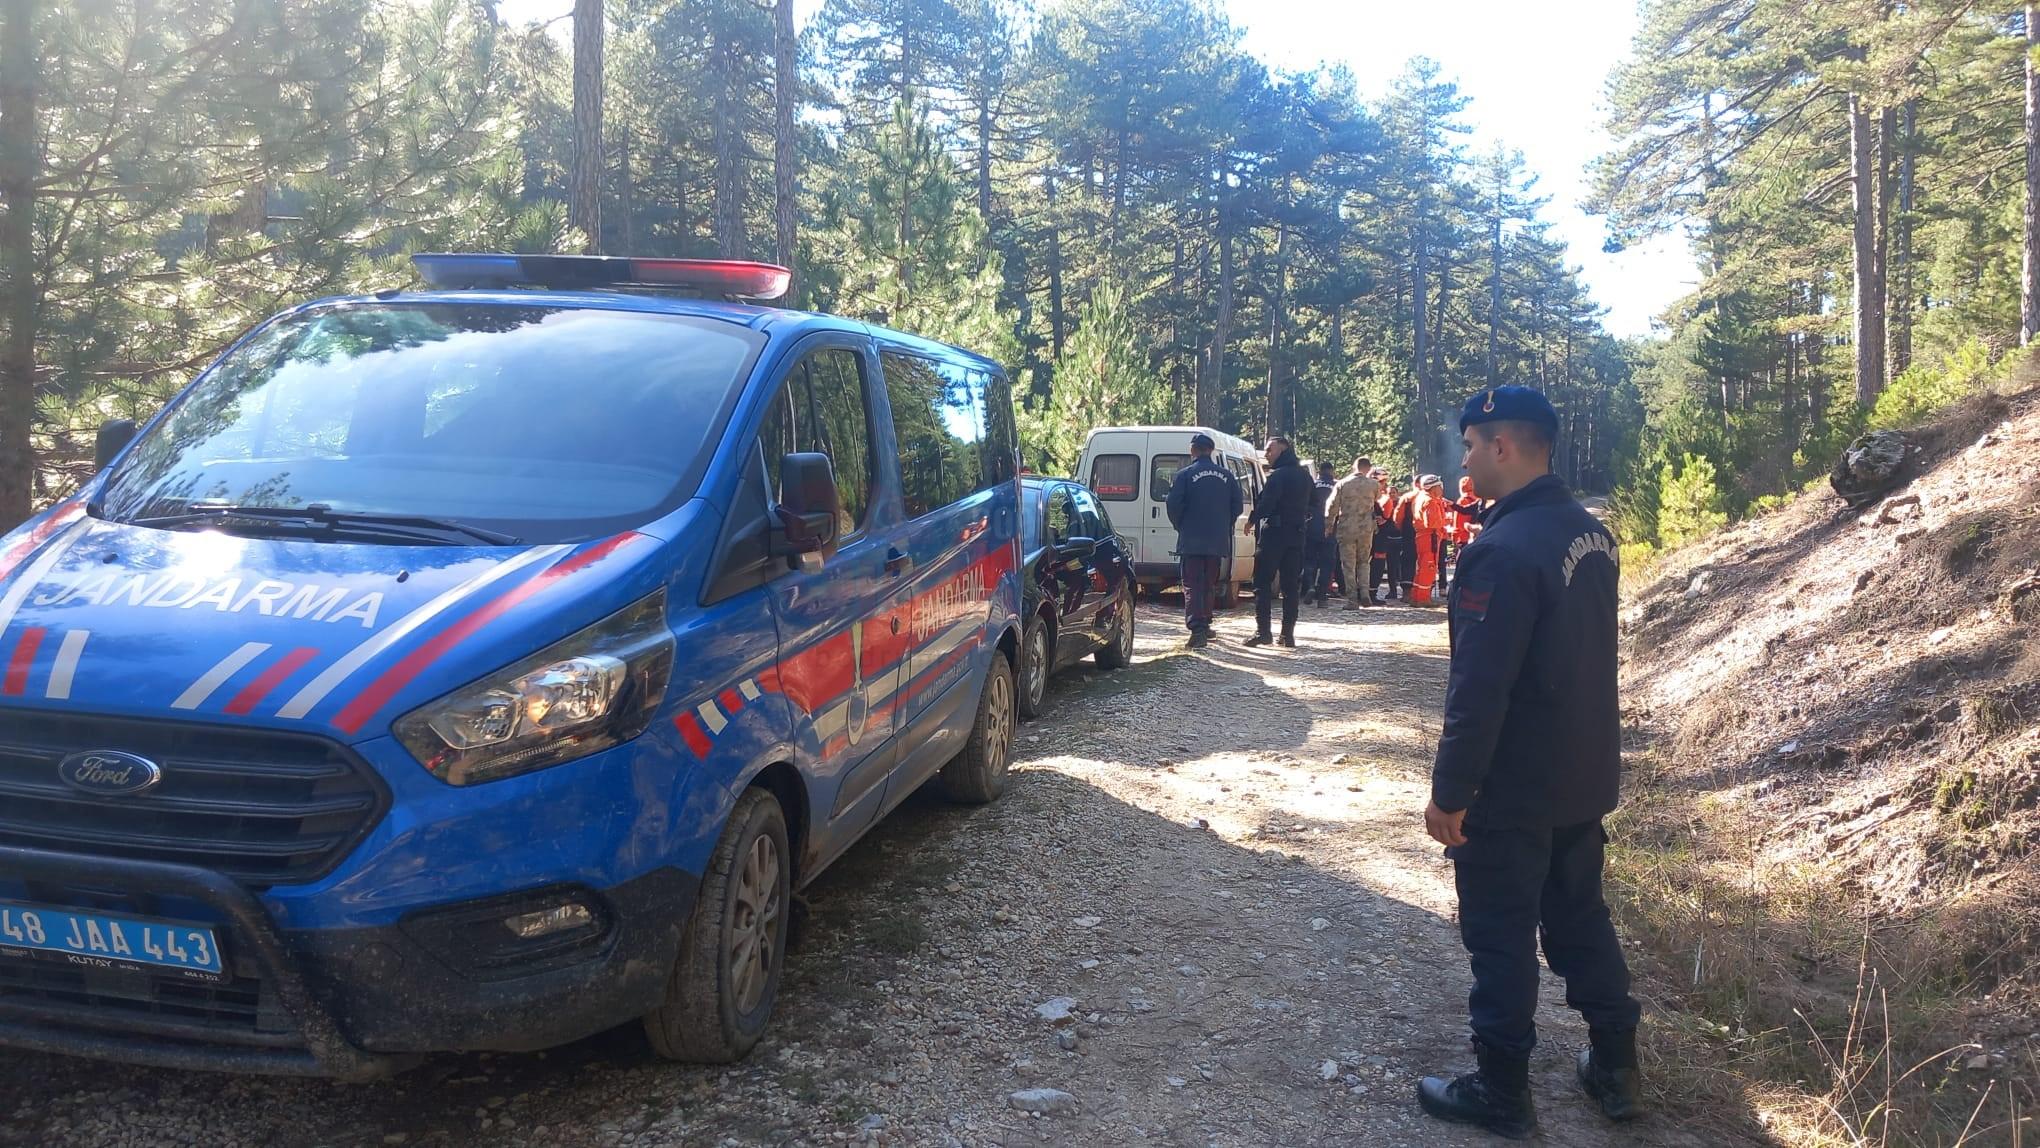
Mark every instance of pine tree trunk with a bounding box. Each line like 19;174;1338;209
774;0;798;284
1876;104;1895;379
2024;3;2039;345
0;0;36;529
1431;257;1451;400
676;155;691;252
1266;217;1289;437
1108;125;1128;255
1046;175;1065;360
1892;99;1915;377
899;17;913;105
976;94;994;223
713;26;744;259
619;131;634;253
1412;222;1434;474
1850;93;1884;407
571;0;604;253
1198;202;1234;428
1487;205;1502;386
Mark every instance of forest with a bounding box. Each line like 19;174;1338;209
4;0;2039;549
0;0;1637;536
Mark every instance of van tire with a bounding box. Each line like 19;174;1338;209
1018;615;1050;721
1095;587;1134;669
1214;579;1238;610
938;655;1015;804
644;788;790;1063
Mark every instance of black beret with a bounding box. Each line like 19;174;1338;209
1189;432;1216;449
1459;385;1559;435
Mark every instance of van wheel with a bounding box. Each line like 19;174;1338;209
938;654;1015;804
1018;615;1051;721
1096;587;1135;669
644;789;789;1062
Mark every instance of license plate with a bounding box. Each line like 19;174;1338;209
0;901;223;977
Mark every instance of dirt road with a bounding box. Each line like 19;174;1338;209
0;601;1709;1147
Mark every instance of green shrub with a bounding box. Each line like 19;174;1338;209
1619;540;1661;581
1657;453;1730;547
1869;340;1994;431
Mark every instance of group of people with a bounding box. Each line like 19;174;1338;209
1163;434;1492;650
1163;388;1644;1140
1309;463;1487;612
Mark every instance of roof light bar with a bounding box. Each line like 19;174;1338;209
411;254;792;300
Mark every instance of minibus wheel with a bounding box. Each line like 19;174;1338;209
938;655;1015;803
644;788;790;1062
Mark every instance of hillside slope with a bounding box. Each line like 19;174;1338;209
1615;374;2040;1141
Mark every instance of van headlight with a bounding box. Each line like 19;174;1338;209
394;589;676;785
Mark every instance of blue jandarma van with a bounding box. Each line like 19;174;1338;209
0;253;1058;1078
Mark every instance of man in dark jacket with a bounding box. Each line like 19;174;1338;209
1416;386;1642;1140
1300;461;1340;607
1164;433;1243;649
1245;435;1313;648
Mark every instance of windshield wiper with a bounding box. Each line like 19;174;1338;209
129;504;522;546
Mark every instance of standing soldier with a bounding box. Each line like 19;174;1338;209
1301;461;1341;607
1245;435;1313;648
1328;457;1381;609
1417;386;1642;1139
1165;432;1243;650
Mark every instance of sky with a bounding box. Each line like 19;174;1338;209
493;0;1696;338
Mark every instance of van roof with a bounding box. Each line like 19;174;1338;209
1082;425;1262;453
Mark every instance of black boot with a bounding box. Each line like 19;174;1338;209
1418;1041;1537;1140
1577;1027;1644;1122
1186;631;1210;650
1278;629;1297;648
1243;632;1272;647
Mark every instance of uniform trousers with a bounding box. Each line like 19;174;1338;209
1252;539;1304;636
1445;818;1642;1055
1179;555;1222;634
1336;528;1374;605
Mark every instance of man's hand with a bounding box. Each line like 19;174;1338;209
1424;799;1468;847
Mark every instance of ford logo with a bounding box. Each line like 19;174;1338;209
57;751;163;797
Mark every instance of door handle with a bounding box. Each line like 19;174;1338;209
885;550;914;577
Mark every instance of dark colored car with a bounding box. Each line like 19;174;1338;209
1016;476;1136;718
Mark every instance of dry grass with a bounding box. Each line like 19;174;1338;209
1609;744;2040;1146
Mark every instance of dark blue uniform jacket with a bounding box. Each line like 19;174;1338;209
1432;474;1621;829
1252;453;1314;551
1165;456;1242;558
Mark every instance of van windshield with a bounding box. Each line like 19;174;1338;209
96;303;765;544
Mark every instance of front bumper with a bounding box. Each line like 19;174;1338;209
0;846;694;1080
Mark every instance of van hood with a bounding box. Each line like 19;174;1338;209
0;509;661;740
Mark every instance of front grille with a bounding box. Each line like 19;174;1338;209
0;711;387;885
0;952;299;1047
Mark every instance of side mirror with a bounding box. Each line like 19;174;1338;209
1056;536;1098;561
773;452;841;570
95;419;138;470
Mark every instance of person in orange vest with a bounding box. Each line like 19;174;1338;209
1444;476;1484;592
1410;475;1448;606
1393;478;1421;602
